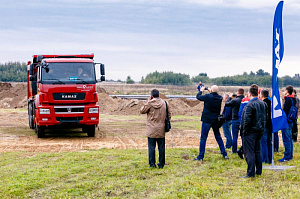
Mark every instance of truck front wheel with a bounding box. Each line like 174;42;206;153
84;125;95;137
35;121;45;138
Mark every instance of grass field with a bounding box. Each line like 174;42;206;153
0;113;299;198
1;145;300;198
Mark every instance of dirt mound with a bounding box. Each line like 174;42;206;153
0;83;27;109
0;83;204;116
0;82;12;92
97;86;107;94
178;98;200;107
159;94;169;99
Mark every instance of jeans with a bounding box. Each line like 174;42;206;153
273;131;279;152
231;120;240;153
281;123;294;160
148;137;165;168
261;129;272;164
243;132;263;177
222;120;232;148
197;122;227;160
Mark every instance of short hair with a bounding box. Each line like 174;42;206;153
237;88;244;95
224;93;229;98
211;85;219;92
286;85;293;95
250;87;258;97
151;89;159;98
232;94;237;98
251;84;259;89
261;90;269;98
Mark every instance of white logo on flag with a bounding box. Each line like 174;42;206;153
275;28;281;69
273;95;282;118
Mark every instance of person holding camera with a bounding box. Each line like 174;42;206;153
194;85;228;161
140;89;171;169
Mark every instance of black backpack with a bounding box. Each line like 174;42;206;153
287;97;298;123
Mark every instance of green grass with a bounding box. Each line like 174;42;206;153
1;146;300;198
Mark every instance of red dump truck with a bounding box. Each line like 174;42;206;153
27;54;105;138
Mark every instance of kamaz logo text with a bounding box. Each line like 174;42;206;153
62;95;77;99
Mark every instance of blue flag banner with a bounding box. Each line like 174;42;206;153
272;1;288;133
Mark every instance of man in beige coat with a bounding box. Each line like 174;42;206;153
140;89;171;168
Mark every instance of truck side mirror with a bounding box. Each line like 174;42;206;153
100;64;105;76
37;55;43;62
29;64;36;81
100;76;105;82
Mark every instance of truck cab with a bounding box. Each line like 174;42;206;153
27;54;105;138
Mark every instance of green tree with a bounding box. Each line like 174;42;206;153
0;62;27;82
126;76;135;84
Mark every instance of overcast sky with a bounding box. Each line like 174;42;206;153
0;0;299;81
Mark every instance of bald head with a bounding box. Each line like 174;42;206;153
211;85;219;92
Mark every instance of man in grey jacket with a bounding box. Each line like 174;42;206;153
140;89;171;169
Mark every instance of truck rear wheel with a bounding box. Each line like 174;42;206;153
85;125;95;137
28;102;35;129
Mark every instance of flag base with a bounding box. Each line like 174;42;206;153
263;165;295;171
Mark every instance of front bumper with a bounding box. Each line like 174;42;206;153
36;105;99;126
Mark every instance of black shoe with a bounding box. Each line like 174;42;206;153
237;150;244;159
149;165;156;168
194;158;203;162
224;156;229;160
241;175;253;178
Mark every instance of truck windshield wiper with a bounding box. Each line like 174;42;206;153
76;79;89;84
45;79;65;84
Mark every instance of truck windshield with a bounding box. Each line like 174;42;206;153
41;62;96;83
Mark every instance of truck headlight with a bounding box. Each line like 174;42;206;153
39;108;50;114
89;108;99;114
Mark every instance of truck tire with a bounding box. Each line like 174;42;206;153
35;117;45;138
86;125;95;137
28;102;35;129
36;125;45;138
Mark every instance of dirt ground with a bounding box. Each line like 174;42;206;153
0;82;289;153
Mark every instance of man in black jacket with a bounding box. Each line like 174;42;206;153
260;90;272;164
194;85;228;161
240;86;267;178
225;88;244;153
279;85;297;162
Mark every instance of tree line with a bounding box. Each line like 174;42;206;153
141;70;300;87
1;62;300;87
0;62;27;82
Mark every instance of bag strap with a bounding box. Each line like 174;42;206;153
289;97;294;107
165;101;169;118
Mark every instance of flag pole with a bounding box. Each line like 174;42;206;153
264;0;295;171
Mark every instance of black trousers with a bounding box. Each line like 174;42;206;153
148;137;165;168
292;120;298;141
243;132;263;177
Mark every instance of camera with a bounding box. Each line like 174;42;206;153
204;87;208;90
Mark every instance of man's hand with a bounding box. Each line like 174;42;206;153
148;96;153;102
200;86;205;92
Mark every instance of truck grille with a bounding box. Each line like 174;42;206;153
56;117;83;122
53;93;85;100
54;106;84;114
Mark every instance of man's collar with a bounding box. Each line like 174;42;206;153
250;97;258;102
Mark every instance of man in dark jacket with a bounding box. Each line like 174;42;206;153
260;90;272;164
292;89;299;142
194;85;228;161
279;85;297;162
240;86;267;178
222;94;233;149
225;88;244;153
